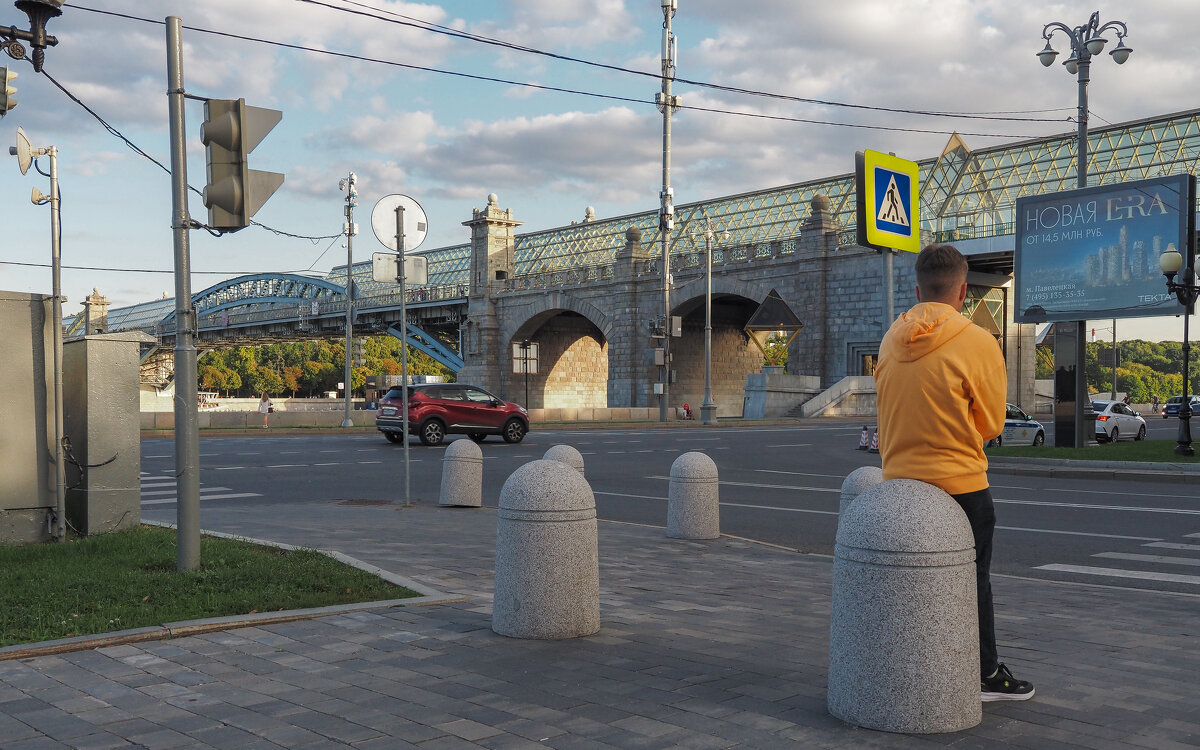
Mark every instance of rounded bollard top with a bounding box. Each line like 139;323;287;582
836;478;973;553
499;459;595;512
543;444;585;474
840;465;883;498
444;438;483;459
670;451;718;480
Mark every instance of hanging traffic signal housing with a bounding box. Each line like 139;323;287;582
200;98;284;232
0;67;17;117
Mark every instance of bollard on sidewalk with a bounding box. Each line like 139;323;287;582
543;444;585;477
828;478;981;733
493;459;600;639
838;465;882;516
439;438;482;507
666;451;719;540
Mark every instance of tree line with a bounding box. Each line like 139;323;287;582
1035;339;1198;403
198;337;452;398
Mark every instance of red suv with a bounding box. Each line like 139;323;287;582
375;384;529;446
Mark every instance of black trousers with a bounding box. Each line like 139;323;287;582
950;487;999;677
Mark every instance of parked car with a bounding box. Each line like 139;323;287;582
375;384;529;446
986;403;1045;447
1091;400;1147;442
1162;395;1200;419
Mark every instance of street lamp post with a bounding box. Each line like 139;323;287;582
520;339;531;407
698;216;728;426
339;172;357;428
1160;244;1196;457
1037;11;1131;448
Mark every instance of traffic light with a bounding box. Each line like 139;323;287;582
200;98;284;232
0;67;17;117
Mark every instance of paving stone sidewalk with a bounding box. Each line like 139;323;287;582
3;500;1198;749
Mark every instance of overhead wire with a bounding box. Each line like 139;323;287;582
66;4;1046;138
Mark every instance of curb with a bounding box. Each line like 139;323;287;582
988;456;1200;484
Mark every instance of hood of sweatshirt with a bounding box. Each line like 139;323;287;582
883;302;972;363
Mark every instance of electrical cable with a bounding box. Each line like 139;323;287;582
304;0;1069;123
36;65;341;242
65;4;1047;138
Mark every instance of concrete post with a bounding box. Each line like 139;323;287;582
543;444;585;477
666;451;719;539
439;438;482;507
838;465;882;516
828;478;981;733
493;459;600;639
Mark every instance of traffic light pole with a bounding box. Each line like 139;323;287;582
395;205;411;508
166;16;201;572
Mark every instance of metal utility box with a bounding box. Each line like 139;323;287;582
0;292;54;544
62;332;151;535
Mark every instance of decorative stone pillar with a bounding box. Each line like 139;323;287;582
610;225;654;407
792;194;839;386
82;288;110;335
459;193;522;394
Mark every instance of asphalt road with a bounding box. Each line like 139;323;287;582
141;415;1200;596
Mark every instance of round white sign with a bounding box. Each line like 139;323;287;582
370;194;429;252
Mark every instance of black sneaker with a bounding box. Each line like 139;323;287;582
981;663;1035;702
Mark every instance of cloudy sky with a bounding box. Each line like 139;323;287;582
0;0;1195;341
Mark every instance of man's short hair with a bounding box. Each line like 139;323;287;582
915;243;968;299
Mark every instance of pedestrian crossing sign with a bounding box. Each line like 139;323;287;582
855;149;921;253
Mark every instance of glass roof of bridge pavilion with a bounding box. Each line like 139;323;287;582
77;107;1200;334
389;107;1200;288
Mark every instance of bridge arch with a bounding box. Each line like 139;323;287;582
499;293;613;409
163;273;348;324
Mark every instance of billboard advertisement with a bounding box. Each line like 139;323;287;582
1013;174;1195;323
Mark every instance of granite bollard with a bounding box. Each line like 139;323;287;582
838;465;883;515
828;478;981;733
438;438;482;507
493;459;600;639
666;451;719;540
543;444;585;477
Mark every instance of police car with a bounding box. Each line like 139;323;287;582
986;403;1045;447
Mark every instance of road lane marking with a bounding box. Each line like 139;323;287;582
993;498;1200;516
647;476;839;493
1095;552;1200;566
765;444;813;448
997;526;1160;541
757;469;849;479
215;466;247;470
992;484;1200;501
1143;542;1200;551
141;493;261;506
1035;564;1200;585
266;464;307;468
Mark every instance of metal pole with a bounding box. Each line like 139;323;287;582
1180;301;1194;456
48;145;64;542
884;249;894;335
522;339;530;407
700;224;716;424
395;205;411;507
1111;318;1117;400
166;16;201;571
341;173;355;427
658;0;676;422
1072;51;1091;448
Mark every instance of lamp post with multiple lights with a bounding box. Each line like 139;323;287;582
1036;11;1131;447
1160;244;1197;457
697;215;728;426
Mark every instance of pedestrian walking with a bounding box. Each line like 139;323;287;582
259;392;273;428
1152;393;1159;413
874;243;1035;703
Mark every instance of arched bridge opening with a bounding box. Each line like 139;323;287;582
507;310;608;410
671;292;763;418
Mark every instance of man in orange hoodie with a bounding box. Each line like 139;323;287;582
875;243;1035;702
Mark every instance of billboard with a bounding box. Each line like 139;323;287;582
1014;174;1195;323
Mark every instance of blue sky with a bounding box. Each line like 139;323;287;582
1;0;1197;342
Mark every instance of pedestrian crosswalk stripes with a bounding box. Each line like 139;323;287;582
1036;532;1200;587
139;473;261;506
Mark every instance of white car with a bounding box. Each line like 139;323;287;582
988;403;1045;447
1091;400;1147;443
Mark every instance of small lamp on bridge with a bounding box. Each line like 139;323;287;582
1160;243;1197;456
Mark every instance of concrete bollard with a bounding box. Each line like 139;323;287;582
543;444;585;477
838;465;883;516
828;478;981;734
666;452;719;540
438;439;482;507
493;459;600;639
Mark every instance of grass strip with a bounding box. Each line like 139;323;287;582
0;525;414;647
987;438;1200;462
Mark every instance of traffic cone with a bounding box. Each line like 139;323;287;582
868;428;879;454
857;425;870;450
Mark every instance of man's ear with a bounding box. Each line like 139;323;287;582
956;281;968;307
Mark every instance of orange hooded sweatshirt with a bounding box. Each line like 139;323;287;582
874;301;1006;495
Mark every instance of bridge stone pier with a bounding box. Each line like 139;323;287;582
452;192;1023;417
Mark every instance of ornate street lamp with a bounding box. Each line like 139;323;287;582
1160;245;1197;457
1;0;63;72
1037;11;1130;448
